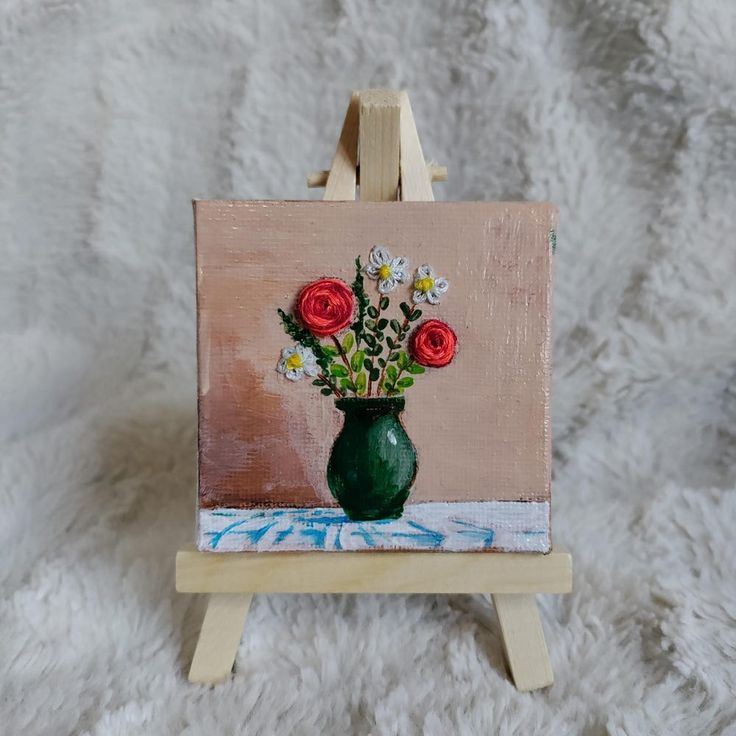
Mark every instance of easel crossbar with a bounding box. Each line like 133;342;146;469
176;548;573;594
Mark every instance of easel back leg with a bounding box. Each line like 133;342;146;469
188;593;253;684
491;593;554;691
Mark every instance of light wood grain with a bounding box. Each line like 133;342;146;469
307;164;447;189
177;547;572;594
358;90;401;201
399;91;435;201
188;593;253;684
492;593;554;691
324;92;359;201
491;591;556;692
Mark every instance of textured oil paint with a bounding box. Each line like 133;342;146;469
195;201;556;552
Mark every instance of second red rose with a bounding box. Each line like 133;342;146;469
409;319;457;367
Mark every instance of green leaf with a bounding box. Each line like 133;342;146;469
409;309;422;321
397;377;414;389
377;318;388;330
400;302;411;318
370;368;380;381
277;309;332;372
365;318;376;330
367;305;379;318
390;319;401;334
363;358;373;372
355;371;367;396
340;378;353;391
379;296;389;310
363;333;376;347
377;358;386;368
387;337;398;349
370;345;383;356
322;345;339;358
407;363;425;374
397;351;410;370
386;365;398;382
383;382;395;394
320;387;333;396
350;350;365;373
312;379;326;386
388;352;399;361
341;332;354;353
351;257;369;348
330;364;349;377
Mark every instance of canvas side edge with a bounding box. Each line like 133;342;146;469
546;206;557;549
193;200;204;544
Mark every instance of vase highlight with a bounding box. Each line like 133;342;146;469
327;397;417;520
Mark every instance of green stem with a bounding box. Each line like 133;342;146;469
319;372;343;398
377;304;417;395
391;366;406;395
367;301;382;397
376;356;394;398
331;335;355;382
398;303;420;336
351;257;369;349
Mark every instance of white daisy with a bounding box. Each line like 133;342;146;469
363;245;409;294
277;344;319;381
412;264;449;305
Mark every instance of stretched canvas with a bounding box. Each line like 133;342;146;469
195;201;556;553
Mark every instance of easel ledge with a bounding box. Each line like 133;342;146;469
179;89;572;694
177;547;572;594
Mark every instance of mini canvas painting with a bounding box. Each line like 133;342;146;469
195;201;556;553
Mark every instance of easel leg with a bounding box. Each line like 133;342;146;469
188;593;253;684
491;593;554;692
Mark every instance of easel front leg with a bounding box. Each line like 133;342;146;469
188;593;253;684
491;593;553;692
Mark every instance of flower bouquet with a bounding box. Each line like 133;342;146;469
277;246;457;520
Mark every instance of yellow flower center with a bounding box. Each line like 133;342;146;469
286;353;303;371
378;264;392;280
415;276;435;293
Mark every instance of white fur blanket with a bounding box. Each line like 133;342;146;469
2;1;735;733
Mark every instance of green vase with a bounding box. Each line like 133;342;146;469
327;396;417;521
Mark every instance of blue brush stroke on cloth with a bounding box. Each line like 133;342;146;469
201;503;549;551
452;518;495;546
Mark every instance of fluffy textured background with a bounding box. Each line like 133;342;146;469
2;1;735;733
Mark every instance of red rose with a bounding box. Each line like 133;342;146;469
409;319;457;367
297;278;355;337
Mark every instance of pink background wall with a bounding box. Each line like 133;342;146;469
196;201;555;509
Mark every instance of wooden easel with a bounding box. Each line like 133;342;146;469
177;90;573;693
